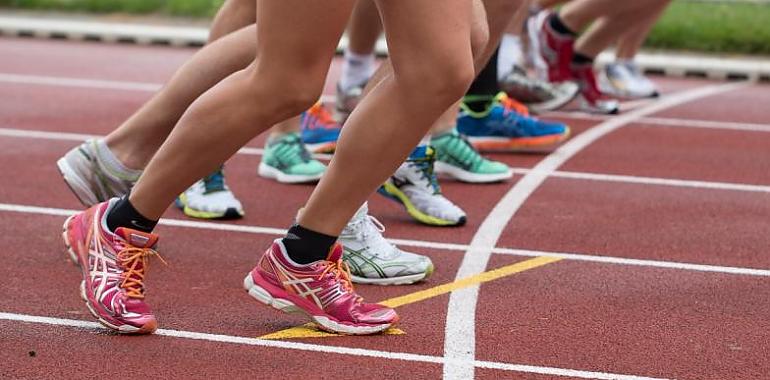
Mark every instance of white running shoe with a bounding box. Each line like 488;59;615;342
57;139;138;206
176;167;244;220
335;81;365;124
600;62;659;99
378;147;467;226
340;203;434;285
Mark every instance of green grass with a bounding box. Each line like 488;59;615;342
646;1;770;55
1;0;770;55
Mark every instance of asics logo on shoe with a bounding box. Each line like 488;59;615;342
281;274;347;309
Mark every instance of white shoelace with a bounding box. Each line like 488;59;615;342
347;214;398;261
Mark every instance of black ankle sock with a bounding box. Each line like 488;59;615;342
465;47;501;113
549;13;576;36
106;195;158;233
571;52;594;65
282;224;337;265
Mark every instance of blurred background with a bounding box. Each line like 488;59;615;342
1;0;769;55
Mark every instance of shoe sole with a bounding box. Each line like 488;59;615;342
378;182;466;227
351;263;434;286
243;272;395;335
466;128;571;152
57;157;100;207
527;82;581;114
257;162;324;184
304;141;337;154
577;95;619;115
434;161;512;184
61;216;157;335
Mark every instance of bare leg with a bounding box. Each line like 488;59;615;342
559;0;658;32
615;0;670;60
104;0;257;170
574;0;670;58
299;0;476;235
208;0;256;40
347;0;382;55
104;26;256;170
130;0;354;220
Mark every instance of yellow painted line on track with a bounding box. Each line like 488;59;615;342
259;256;562;340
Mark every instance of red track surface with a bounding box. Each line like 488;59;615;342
1;37;770;379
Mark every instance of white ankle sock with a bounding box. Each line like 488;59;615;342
340;49;375;92
94;139;142;181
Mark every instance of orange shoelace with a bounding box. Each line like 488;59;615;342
499;94;530;116
318;258;354;294
118;247;166;299
307;102;338;128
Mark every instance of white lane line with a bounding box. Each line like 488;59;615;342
640;116;770;133
0;73;161;92
535;169;770;194
492;247;770;277
2;71;768;134
3;126;770;193
442;81;752;379
547;111;770;133
0;311;668;380
0;127;338;160
1;201;769;277
0;127;270;155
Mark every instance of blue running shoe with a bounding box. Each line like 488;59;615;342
457;92;570;151
300;102;342;154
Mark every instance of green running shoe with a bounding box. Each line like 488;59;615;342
257;133;326;184
431;129;513;183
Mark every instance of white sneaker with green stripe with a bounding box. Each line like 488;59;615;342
431;129;513;183
176;167;244;220
379;146;467;226
340;203;434;285
257;132;326;184
57;139;139;206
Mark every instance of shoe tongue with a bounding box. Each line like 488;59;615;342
352;202;369;221
114;227;159;248
326;243;343;262
408;145;429;160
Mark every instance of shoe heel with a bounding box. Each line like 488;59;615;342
61;215;80;266
57;157;100;207
243;273;303;315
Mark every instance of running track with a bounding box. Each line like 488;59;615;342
1;37;770;380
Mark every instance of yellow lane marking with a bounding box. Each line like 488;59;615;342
258;256;562;340
259;325;406;340
380;255;561;308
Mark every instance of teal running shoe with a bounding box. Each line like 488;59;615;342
431;129;512;183
258;132;326;183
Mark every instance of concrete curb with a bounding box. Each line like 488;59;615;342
1;15;767;81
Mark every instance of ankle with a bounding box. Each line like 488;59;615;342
282;224;337;265
106;195;158;233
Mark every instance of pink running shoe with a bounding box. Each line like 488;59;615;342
244;240;399;335
62;199;164;334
